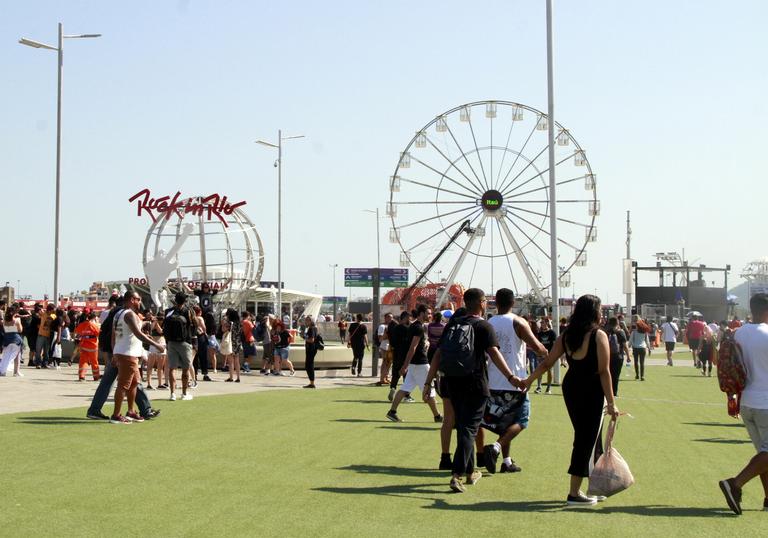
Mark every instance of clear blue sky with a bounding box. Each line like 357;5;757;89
2;1;766;303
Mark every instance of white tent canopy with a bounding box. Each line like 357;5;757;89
238;287;322;320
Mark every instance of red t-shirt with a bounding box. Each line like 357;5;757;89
242;319;255;343
687;320;707;340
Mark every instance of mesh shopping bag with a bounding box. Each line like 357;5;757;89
587;416;635;497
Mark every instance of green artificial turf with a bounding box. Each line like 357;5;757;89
0;364;765;537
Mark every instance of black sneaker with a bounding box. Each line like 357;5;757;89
500;460;522;473
483;444;499;474
439;455;452;471
86;411;109;420
385;410;402;422
434;414;443;423
202;375;212;382
567;493;597;506
719;478;742;515
143;409;161;420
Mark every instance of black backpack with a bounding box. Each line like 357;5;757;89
163;307;190;342
315;333;325;351
254;322;266;341
99;308;122;353
439;316;478;377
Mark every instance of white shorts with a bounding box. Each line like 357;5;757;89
400;363;435;397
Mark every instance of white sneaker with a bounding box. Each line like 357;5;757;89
14;372;25;377
181;393;193;401
169;393;177;401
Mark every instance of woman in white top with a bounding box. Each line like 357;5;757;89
629;323;651;381
0;308;24;377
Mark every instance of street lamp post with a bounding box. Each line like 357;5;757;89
363;208;382;378
255;131;304;318
329;263;338;318
19;23;101;305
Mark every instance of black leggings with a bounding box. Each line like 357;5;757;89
609;357;623;396
632;347;646;379
305;344;317;382
562;377;605;477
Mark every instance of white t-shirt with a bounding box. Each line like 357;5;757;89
487;313;526;391
661;322;678;342
734;323;768;409
377;323;389;351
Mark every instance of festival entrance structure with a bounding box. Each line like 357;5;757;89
131;190;264;311
387;100;599;306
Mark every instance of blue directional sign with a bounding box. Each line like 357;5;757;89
344;268;374;287
344;268;408;288
380;268;408;287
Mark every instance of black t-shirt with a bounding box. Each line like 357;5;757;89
538;329;557;351
194;289;218;312
348;322;367;347
275;329;291;349
406;320;428;365
305;326;317;347
27;313;41;338
391;323;409;360
443;317;499;397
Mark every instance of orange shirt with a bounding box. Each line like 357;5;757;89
242;319;255;343
75;320;100;352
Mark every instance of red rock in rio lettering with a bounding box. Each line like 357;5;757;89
128;189;247;227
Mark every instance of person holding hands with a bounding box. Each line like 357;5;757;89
524;294;619;506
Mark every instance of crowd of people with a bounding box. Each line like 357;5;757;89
3;290;766;512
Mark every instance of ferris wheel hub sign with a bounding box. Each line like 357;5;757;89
480;190;503;212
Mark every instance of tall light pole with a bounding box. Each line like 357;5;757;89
546;1;561;385
255;131;304;317
329;263;339;318
362;208;381;269
19;24;101;305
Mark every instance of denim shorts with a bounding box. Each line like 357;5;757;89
274;347;289;360
481;390;530;434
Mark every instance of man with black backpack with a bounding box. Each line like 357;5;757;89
164;292;197;401
424;288;526;493
86;296;161;421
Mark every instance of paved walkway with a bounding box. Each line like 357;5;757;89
0;364;377;416
0;349;703;416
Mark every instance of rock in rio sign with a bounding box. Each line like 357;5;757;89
128;189;247;227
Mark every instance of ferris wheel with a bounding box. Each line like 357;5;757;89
387;100;598;306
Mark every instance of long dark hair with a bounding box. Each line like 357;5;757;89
564;294;601;352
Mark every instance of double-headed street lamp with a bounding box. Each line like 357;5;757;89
19;23;101;304
255;131;304;317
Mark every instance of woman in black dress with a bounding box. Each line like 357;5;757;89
525;294;618;505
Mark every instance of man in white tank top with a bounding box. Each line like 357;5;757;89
110;291;165;424
477;288;546;474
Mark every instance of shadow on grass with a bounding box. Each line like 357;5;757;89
334;399;387;405
693;437;751;445
337;464;445;478
16;416;95;425
425;500;731;517
378;425;437;431
683;422;744;428
314;483;445;502
333;418;390;424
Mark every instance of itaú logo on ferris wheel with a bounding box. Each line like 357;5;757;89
128;189;247;227
479;190;503;211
